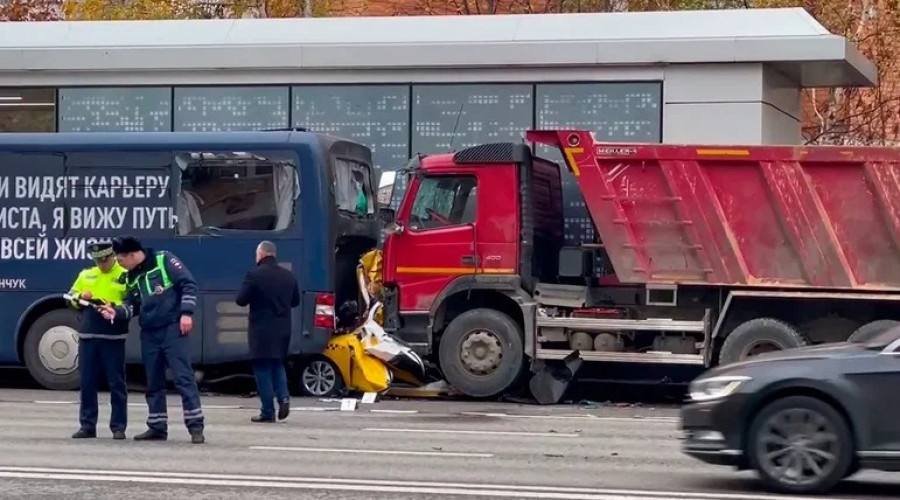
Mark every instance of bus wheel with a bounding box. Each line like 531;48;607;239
438;308;524;399
23;309;81;391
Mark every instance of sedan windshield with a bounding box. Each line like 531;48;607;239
863;326;900;349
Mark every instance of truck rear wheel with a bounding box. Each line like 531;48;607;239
718;317;807;365
438;308;524;398
847;320;899;343
22;309;81;391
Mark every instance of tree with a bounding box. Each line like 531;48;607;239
62;0;332;20
0;0;61;21
758;0;900;145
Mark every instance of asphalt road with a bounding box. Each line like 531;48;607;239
0;389;896;499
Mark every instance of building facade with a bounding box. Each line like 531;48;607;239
0;8;875;244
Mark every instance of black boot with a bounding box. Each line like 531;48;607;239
71;428;96;439
112;431;126;440
277;400;290;421
133;429;167;441
189;429;205;444
251;415;275;423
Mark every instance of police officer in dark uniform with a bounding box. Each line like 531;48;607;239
100;235;205;444
68;241;130;440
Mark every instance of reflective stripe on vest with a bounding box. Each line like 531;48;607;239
128;253;173;297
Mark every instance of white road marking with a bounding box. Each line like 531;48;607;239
0;466;851;500
460;412;678;423
363;427;580;438
249;446;492;458
23;400;674;422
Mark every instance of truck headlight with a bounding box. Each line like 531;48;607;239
688;375;751;402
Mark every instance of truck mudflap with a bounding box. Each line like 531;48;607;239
529;350;583;405
527;129;900;291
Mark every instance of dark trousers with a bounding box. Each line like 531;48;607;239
78;337;127;433
141;322;204;434
252;358;289;419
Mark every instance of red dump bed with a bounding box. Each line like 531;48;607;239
527;130;900;291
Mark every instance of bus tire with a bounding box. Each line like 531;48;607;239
847;320;899;343
438;308;524;399
718;317;807;366
22;309;82;391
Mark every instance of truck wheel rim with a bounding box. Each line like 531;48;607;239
756;408;839;486
302;361;336;395
38;326;79;376
460;330;502;376
742;340;783;358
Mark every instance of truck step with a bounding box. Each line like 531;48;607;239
535;348;704;365
536;316;705;333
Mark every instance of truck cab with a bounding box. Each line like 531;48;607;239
380;143;565;397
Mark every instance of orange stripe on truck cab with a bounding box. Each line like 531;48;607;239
395;267;516;275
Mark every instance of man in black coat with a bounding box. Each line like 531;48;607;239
235;240;300;423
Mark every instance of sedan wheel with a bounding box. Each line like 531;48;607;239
748;396;853;495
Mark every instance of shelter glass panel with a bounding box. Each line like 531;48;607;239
408;84;532;211
535;82;662;248
174;87;289;132
411;84;533;155
58;87;172;132
0;88;55;133
292;85;409;173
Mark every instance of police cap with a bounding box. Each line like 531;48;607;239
88;242;114;260
111;235;142;254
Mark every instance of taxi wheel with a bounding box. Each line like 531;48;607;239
297;356;344;398
747;395;853;495
22;309;81;391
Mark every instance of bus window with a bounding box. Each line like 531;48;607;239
174;151;299;235
334;157;373;216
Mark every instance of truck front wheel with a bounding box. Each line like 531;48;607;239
22;309;82;391
438;308;524;398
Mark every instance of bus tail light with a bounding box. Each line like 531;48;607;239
314;292;336;331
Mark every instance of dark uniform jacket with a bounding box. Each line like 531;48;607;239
115;248;199;331
235;256;300;360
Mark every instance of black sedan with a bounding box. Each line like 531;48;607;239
681;327;900;495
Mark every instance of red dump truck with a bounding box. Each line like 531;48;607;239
376;129;900;398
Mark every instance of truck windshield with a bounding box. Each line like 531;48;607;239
335;158;373;216
409;175;477;230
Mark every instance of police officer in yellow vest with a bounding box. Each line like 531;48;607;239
68;242;130;440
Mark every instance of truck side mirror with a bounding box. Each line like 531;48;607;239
378;207;404;235
377;171;397;206
378;206;396;224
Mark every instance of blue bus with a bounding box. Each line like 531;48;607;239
0;130;379;392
